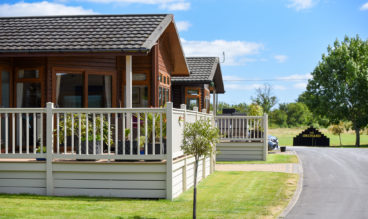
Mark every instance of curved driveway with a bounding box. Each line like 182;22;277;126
286;147;368;219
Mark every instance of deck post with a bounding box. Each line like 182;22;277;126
193;107;198;121
213;90;216;117
46;102;54;195
263;113;268;161
126;56;132;129
166;102;174;200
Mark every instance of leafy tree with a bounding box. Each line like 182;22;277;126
233;103;248;114
247;103;264;116
251;84;278;114
279;102;313;127
215;102;248;114
303;36;368;146
181;119;219;219
329;122;345;146
216;102;231;114
270;109;288;127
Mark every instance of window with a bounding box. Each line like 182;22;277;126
1;69;10;108
158;73;170;107
132;85;148;107
55;69;115;108
185;87;201;111
15;67;43;108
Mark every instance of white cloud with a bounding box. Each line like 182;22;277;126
181;38;264;66
0;1;95;16
293;82;308;89
287;0;315;11
277;73;312;80
226;83;263;91
274;55;288;63
161;2;190;10
176;21;191;32
80;0;190;11
226;83;285;91
360;2;368;10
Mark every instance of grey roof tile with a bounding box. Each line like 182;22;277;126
172;57;218;82
0;14;171;53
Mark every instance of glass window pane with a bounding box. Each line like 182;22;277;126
133;85;148;107
1;70;10;107
16;83;41;107
166;89;169;102
88;75;112;108
187;89;199;95
186;98;198;110
133;73;146;81
56;73;83;107
18;69;39;79
162;88;166;106
159;87;162;106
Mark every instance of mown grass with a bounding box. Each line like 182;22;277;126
0;171;298;219
269;127;368;147
217;154;298;164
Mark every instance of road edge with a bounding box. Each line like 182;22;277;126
278;148;304;219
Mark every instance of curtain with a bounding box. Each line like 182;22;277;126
55;74;62;107
104;75;112;107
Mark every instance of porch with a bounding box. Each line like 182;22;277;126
215;114;268;161
0;102;213;200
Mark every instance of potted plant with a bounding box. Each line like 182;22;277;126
57;114;113;156
117;128;139;155
141;113;167;155
36;146;46;161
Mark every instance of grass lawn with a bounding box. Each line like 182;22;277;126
269;127;368;147
217;154;298;164
0;171;298;219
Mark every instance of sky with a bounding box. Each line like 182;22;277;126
1;0;368;107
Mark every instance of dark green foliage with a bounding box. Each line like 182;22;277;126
270;102;312;128
303;35;368;146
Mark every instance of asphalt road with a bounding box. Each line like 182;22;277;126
286;147;368;219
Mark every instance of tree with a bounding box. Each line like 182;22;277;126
181;119;219;219
303;35;368;146
279;102;313;127
247;103;263;116
329;122;345;146
270;109;288;127
251;84;278;114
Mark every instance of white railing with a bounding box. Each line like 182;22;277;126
0;102;213;161
215;114;268;141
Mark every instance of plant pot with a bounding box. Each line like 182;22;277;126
148;140;166;155
280;146;286;152
36;157;46;161
117;140;138;155
75;141;102;161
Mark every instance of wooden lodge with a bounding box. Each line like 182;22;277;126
0;14;267;200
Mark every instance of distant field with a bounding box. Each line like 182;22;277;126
269;127;368;147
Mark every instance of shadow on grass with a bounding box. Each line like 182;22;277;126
0;193;163;203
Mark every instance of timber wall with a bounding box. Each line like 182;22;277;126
216;142;265;161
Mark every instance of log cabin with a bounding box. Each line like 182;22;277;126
0;14;190;109
172;57;225;113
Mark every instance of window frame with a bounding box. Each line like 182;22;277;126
185;87;202;111
52;67;116;108
0;65;13;108
14;66;45;107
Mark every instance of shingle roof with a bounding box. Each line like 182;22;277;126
0;14;172;53
172;57;218;82
172;57;225;93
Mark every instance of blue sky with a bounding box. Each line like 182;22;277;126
1;0;368;106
